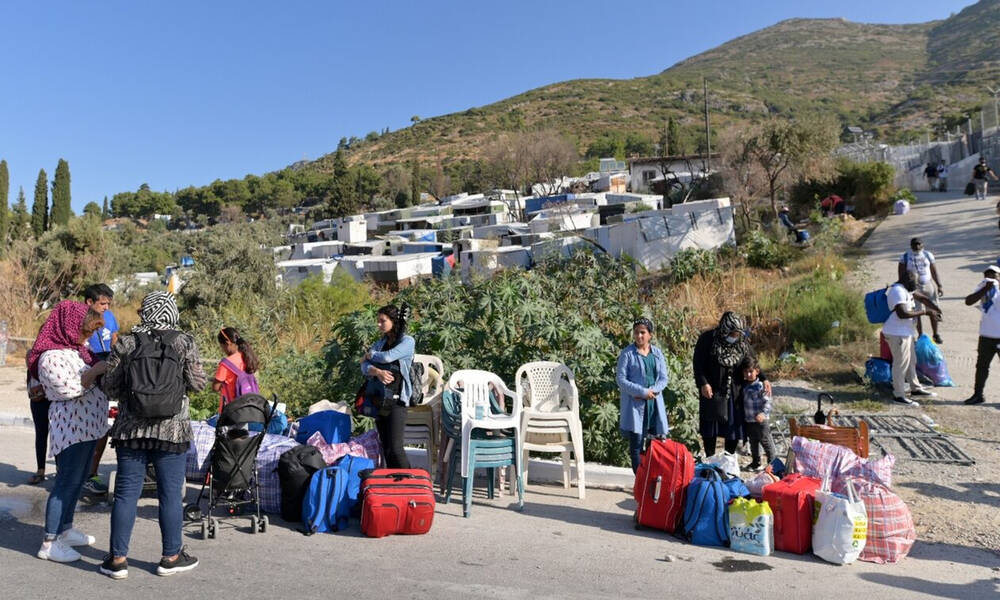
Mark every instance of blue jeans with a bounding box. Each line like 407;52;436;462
110;447;186;558
44;439;98;538
625;400;664;473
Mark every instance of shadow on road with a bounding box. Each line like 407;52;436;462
858;572;998;599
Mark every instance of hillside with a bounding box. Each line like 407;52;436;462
310;1;1000;173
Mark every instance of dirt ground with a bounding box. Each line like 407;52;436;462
767;378;1000;555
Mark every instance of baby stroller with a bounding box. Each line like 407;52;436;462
183;393;278;539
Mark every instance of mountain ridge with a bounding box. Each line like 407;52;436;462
313;1;1000;172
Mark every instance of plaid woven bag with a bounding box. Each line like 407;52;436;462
835;477;915;564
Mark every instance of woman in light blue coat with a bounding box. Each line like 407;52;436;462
616;318;670;473
361;304;414;469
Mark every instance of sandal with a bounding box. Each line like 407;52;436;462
27;472;45;485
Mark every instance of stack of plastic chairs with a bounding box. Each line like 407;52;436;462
441;372;524;518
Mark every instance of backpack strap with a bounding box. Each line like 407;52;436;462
220;357;247;377
713;476;729;544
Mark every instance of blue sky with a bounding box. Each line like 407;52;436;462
0;0;975;211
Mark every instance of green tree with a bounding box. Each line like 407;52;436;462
0;159;8;252
83;201;102;218
50;158;71;227
12;187;29;240
31;169;48;238
102;196;109;219
740;117;839;219
409;160;420;207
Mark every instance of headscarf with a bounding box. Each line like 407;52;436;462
26;300;94;380
632;317;654;334
711;311;750;368
132;291;180;333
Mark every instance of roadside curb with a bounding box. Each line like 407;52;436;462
0;413;34;428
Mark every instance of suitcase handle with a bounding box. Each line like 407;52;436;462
652;475;662;503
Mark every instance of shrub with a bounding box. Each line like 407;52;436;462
321;251;701;466
891;188;917;204
669;248;719;284
775;271;873;349
837;159;895;216
740;230;794;269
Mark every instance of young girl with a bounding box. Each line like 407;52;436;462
212;327;259;412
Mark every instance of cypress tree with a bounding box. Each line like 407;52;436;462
102;196;109;219
51;158;71;227
12;187;29;241
0;160;8;251
31;168;48;238
410;160;420;208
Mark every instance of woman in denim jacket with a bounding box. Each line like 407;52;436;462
616;318;669;472
361;304;414;468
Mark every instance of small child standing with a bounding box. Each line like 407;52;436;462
212;327;260;413
740;356;776;472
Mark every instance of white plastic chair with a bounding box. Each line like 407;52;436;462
404;354;444;479
516;361;586;499
446;369;522;482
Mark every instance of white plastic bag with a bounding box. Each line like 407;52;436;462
745;468;780;498
705;452;740;479
812;478;868;565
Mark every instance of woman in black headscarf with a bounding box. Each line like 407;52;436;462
692;312;771;456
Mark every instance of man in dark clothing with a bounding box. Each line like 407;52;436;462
971;157;998;201
924;163;938;192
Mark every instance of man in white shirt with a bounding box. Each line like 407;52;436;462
882;271;942;406
898;237;944;344
937;160;949;192
963;265;1000;404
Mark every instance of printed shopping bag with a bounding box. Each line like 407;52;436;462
728;497;774;557
812;478;868;565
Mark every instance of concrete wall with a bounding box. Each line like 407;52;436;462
583;205;736;271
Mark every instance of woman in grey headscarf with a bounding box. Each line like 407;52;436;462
692;312;770;457
100;292;207;579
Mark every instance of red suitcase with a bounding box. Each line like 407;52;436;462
633;439;695;533
360;468;435;538
762;473;821;554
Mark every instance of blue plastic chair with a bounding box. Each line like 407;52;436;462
441;390;524;517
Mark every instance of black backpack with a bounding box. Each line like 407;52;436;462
278;445;328;522
126;330;185;418
409;360;425;406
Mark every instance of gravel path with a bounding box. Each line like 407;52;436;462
808;189;1000;554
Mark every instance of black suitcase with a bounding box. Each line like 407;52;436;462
277;445;327;522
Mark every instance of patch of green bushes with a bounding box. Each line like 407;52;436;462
669;248;719;283
740;230;794;269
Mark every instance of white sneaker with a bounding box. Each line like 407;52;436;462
37;539;81;563
58;528;96;547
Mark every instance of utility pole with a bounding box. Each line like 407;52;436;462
968;115;975;154
703;76;711;173
988;86;1000;133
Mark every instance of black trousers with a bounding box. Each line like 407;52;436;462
31;398;50;471
701;435;738;457
375;403;411;469
745;422;776;465
974;335;1000;397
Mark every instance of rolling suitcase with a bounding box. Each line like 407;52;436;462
633;438;695;533
762;473;821;554
360;468;435;538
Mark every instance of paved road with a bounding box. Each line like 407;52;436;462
0;424;997;599
863;189;999;400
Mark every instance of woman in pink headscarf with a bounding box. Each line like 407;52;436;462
26;301;110;563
